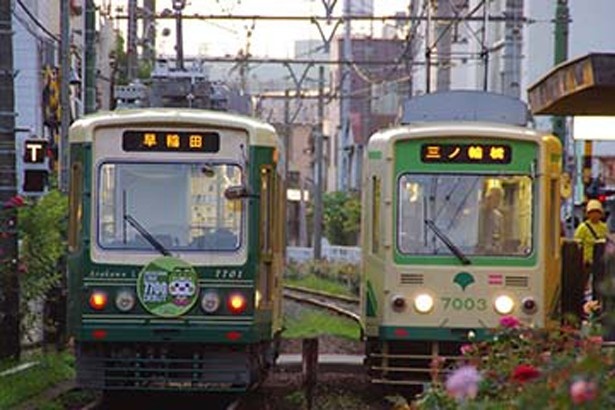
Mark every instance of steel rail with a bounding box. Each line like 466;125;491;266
283;284;359;305
282;288;361;325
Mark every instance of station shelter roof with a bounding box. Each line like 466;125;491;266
528;53;615;116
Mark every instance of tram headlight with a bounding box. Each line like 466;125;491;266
89;290;108;311
115;290;136;312
494;295;515;315
201;290;221;314
391;295;406;312
414;293;434;314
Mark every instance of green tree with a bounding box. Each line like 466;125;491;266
322;191;361;246
113;33;153;86
18;190;68;342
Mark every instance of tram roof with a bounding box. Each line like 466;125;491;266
366;121;547;152
528;53;615;116
69;108;280;147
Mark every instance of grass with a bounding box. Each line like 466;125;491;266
284;274;357;298
0;351;74;410
283;307;361;340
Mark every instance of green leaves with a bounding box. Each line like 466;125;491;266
322;191;361;246
17;190;68;333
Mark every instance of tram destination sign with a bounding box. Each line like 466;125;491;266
420;143;512;164
122;130;220;153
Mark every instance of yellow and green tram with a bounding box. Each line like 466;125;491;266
67;108;285;392
360;91;563;386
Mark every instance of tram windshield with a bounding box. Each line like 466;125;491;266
98;162;243;251
397;174;533;257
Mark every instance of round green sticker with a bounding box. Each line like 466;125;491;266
137;257;198;318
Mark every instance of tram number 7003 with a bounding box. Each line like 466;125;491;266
441;297;487;311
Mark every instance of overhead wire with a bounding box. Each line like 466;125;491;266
15;0;60;43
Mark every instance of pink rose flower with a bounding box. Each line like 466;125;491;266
499;315;520;329
460;344;474;355
570;380;597;405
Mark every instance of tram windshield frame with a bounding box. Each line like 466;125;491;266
397;173;534;258
97;161;244;252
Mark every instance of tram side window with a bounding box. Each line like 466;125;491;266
549;178;558;256
68;162;83;252
260;167;273;254
260;166;274;303
372;176;381;255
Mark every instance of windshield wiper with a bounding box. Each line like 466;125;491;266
124;214;172;257
424;219;471;265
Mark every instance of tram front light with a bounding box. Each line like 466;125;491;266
227;292;247;315
201;290;221;313
89;290;108;311
115;290;135;312
494;295;515;315
414;293;434;313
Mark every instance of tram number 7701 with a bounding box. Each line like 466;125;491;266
441;297;487;311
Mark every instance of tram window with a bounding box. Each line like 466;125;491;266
97;162;243;251
397;174;533;257
372;176;381;254
260;166;274;303
68;162;83;252
260;167;273;254
549;178;558;256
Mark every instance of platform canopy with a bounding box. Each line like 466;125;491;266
528;53;615;115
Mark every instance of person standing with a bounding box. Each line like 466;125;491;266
574;199;608;300
477;186;504;254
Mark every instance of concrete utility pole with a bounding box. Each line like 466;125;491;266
313;66;325;260
127;0;138;81
173;0;186;71
60;0;71;191
0;0;21;360
553;0;574;236
553;0;569;144
338;0;352;191
84;0;97;114
435;0;452;91
143;0;157;65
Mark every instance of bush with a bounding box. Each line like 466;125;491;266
414;305;613;409
18;190;68;343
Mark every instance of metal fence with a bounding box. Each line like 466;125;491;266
287;246;361;264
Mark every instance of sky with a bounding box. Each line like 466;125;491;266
109;0;411;58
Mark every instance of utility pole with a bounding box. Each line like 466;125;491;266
143;0;157;66
60;0;71;191
173;0;186;71
84;0;97;114
127;0;138;81
553;0;569;144
0;0;21;360
553;0;574;236
338;0;352;191
313;66;325;260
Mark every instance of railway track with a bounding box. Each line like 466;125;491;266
282;284;361;325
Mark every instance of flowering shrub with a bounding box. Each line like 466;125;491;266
413;310;615;409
